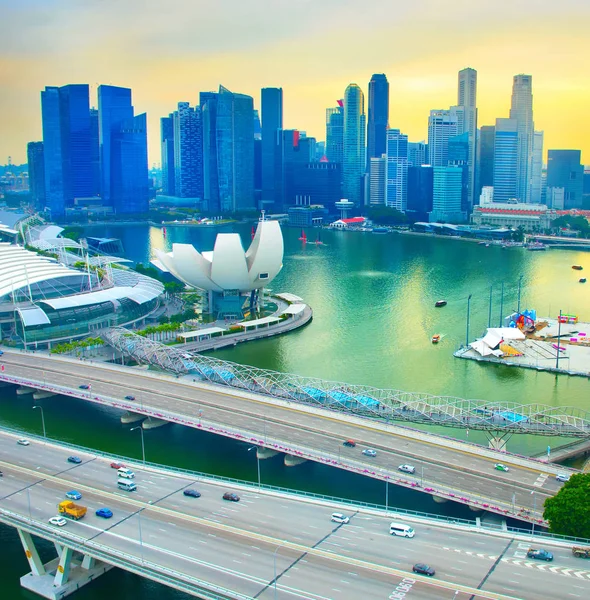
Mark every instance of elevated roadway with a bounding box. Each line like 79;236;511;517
0;350;580;524
1;429;589;599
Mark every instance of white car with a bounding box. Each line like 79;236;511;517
556;473;570;483
398;464;416;474
17;439;30;446
331;513;350;524
48;516;67;527
362;449;377;457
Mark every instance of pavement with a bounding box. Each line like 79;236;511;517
0;430;589;600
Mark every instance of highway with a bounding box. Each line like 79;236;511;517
1;429;589;599
0;350;578;522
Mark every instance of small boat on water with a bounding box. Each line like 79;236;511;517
435;300;447;308
580;278;587;283
298;229;307;242
431;334;441;344
572;265;583;270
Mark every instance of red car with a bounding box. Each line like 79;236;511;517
110;462;125;469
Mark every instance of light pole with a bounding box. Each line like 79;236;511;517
465;294;473;347
248;446;261;489
130;426;146;465
138;511;144;564
33;405;46;440
530;490;537;538
385;478;389;511
27;488;32;522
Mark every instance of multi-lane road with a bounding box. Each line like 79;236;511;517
0;351;577;521
0;430;589;599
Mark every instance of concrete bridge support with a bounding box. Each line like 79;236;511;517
18;528;113;599
33;391;57;400
121;411;146;424
256;447;279;460
284;454;307;467
16;386;35;395
485;431;512;453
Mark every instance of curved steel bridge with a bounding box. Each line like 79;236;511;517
103;327;590;438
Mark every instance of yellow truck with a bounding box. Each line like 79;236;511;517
57;500;87;520
572;546;590;559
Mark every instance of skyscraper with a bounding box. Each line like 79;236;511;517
476;125;495;200
457;68;477;211
407;165;433;221
427;108;461;167
160;114;175;195
202;86;255;212
326;101;344;164
261;87;283;210
530;130;544;204
385;129;408;211
89;108;101;197
366;74;389;168
98;85;148;214
408;141;427;167
27;141;45;209
369;157;386;205
430;166;464;222
547;150;584;209
173;102;203;200
493;118;518;202
40;84;94;217
342;84;365;205
448;132;470;213
509;74;534;203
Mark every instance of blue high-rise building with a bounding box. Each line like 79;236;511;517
261;87;283;211
385;129;408;212
407;165;433;221
448;132;470;213
493;118;518;203
326;101;344;164
547;150;584;210
41;84;94;217
173;102;203;201
430;166;464;222
160;114;175;195
27;142;45;209
98;85;148;214
367;74;389;167
343;84;366;206
89;108;101;197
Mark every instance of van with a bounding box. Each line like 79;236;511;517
118;467;135;479
117;479;137;492
389;522;415;538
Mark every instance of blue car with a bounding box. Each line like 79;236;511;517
183;489;201;498
95;508;113;519
65;491;82;500
68;456;82;464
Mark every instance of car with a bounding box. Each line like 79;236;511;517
183;489;201;498
222;492;240;502
494;463;509;472
65;490;82;500
110;462;125;469
0;349;4;355
413;563;435;577
343;440;356;447
124;395;136;401
17;439;30;446
67;456;82;464
48;516;67;527
527;548;553;561
79;384;91;390
362;449;377;457
95;508;113;519
331;513;350;524
398;464;416;474
556;473;570;483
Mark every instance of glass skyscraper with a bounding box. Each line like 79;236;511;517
547;150;584;209
366;74;389;167
261;87;283;211
509;74;534;203
326;102;344;165
27;141;45;210
385;129;408;212
343;84;365;205
493;118;518;202
457;68;477;211
173;102;203;200
160;114;175;195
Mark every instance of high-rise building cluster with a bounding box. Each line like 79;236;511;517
29;84;148;218
26;69;587;222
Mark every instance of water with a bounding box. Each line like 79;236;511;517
1;222;587;597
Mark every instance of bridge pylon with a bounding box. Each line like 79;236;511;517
485;430;513;452
18;528;113;599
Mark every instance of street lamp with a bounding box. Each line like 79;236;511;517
33;405;46;440
530;491;537;538
130;426;146;465
248;446;261;489
273;545;284;600
138;511;144;564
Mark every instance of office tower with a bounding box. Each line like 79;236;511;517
89;108;101;197
547;150;584;209
457;68;477;211
253;110;262;140
509;74;534;202
407;165;433;221
27;141;45;209
160;114;175;195
202;85;254;212
448;132;469;213
530;130;544;203
315;142;326;161
427;108;461;167
326;101;344;164
261;87;283;210
283;130;315;206
342;84;366;205
408;141;427;167
291;161;342;210
477;125;495;200
584;168;590;209
172;102;203;200
369;156;386;205
430;165;464;222
366;74;389;168
493;118;518;202
385;129;408;211
41;84;94;217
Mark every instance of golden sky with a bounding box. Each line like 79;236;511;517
1;0;589;166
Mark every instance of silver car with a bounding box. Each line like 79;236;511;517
398;464;416;474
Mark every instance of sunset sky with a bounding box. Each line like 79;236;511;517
2;0;589;166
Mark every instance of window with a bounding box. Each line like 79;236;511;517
259;273;269;280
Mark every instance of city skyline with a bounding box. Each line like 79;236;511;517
1;0;590;165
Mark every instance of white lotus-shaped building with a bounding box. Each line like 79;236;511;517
154;219;283;317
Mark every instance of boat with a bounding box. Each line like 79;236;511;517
373;227;389;234
298;229;307;242
435;300;447;308
580;278;587;283
527;243;546;251
162;226;167;237
314;231;324;246
572;265;583;270
431;334;441;344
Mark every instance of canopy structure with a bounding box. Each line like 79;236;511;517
470;340;503;357
275;292;303;303
16;306;51;327
178;327;226;341
281;303;305;316
238;316;281;328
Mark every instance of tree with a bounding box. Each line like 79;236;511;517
512;226;525;242
551;215;590;238
368;206;407;226
543;473;590;538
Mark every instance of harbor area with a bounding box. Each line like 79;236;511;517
455;313;590;377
